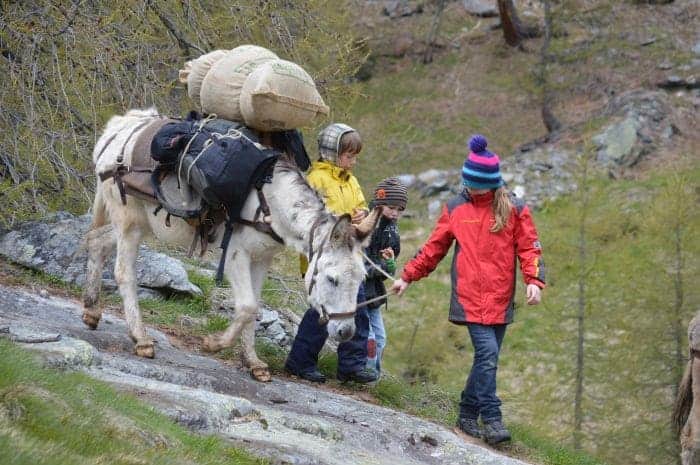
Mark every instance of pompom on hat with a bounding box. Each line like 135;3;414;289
373;177;408;210
461;134;504;190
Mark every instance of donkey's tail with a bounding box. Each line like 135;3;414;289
673;358;694;436
90;180;108;230
75;181;110;257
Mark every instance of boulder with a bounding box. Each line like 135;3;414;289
0;212;201;296
461;0;498;17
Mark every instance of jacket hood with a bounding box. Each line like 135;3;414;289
311;160;352;182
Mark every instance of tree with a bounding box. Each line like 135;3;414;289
538;0;562;134
0;0;366;226
573;147;593;450
497;0;542;48
423;0;446;64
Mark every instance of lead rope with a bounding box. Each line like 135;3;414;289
360;249;395;281
357;250;396;310
177;113;216;190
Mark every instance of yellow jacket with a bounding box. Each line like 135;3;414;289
300;160;368;274
306;161;367;215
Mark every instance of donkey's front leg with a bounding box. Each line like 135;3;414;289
240;258;273;382
202;252;270;381
115;224;154;358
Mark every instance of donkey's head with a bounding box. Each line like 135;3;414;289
305;208;381;343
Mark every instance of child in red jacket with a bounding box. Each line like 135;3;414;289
391;134;545;445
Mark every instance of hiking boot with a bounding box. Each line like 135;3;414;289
337;367;378;383
482;419;511;445
285;365;326;383
456;417;481;439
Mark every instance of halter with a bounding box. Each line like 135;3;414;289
305;216;357;325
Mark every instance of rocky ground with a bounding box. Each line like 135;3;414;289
0;284;531;465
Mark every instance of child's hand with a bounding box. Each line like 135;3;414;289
351;209;367;224
390;278;409;296
526;284;542;305
380;247;395;260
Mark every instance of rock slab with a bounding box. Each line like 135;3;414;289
0;284;533;465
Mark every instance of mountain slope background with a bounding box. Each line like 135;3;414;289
1;1;699;465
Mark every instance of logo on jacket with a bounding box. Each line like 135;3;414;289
533;240;541;249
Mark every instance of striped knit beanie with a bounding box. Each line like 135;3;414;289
373;177;408;210
461;134;503;190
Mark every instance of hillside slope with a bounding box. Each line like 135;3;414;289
336;2;699;465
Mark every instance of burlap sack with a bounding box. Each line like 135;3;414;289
178;49;228;108
240;59;330;131
199;45;278;121
178;61;192;84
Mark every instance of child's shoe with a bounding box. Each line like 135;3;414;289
456;417;481;438
482;419;511;445
337;367;378;383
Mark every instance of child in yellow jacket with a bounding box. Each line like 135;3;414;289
299;124;368;274
286;123;378;384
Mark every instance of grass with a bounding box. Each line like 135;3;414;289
0;339;266;465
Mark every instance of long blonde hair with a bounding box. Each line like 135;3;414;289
491;186;513;233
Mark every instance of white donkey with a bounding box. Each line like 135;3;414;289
82;108;379;382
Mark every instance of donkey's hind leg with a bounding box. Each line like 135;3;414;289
82;185;115;329
114;222;154;358
82;225;116;329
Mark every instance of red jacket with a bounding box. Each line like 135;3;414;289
402;191;545;325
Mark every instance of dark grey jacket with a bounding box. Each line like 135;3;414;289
363;216;401;307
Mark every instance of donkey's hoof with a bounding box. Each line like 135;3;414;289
251;367;272;383
82;311;101;330
134;341;155;358
201;335;224;353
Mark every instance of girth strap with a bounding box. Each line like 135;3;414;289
215;186;284;285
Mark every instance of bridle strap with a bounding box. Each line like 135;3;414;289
304;216;360;325
306;216;327;296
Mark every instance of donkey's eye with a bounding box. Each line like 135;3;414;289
326;276;339;287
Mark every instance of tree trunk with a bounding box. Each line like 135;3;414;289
540;0;562;134
671;177;687;398
574;153;590;451
423;0;446;64
497;0;522;47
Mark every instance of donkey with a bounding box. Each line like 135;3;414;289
82;108;380;382
673;312;700;465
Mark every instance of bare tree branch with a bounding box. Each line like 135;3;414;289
148;2;205;57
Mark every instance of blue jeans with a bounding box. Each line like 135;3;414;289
459;323;507;422
285;284;369;376
366;306;386;374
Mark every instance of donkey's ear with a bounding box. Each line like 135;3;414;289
330;214;353;246
352;206;382;243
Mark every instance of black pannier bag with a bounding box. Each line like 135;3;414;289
178;129;279;221
150;120;197;165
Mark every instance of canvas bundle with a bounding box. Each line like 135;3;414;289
240;59;330;131
198;45;279;121
179;50;228;108
183;45;329;131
